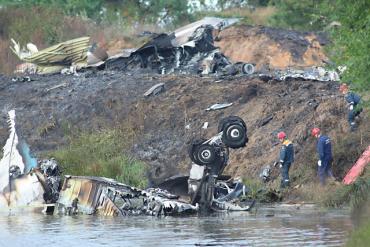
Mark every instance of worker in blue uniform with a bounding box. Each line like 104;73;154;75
339;83;363;131
312;128;334;185
276;131;294;188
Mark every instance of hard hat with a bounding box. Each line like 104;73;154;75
277;131;286;140
339;83;348;92
311;128;320;136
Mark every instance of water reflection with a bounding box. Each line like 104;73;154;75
0;206;352;247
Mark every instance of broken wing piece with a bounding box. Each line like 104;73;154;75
10;37;90;74
0;110;25;192
0;170;46;208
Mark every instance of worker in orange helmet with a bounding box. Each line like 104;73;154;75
276;131;294;188
312;128;334;185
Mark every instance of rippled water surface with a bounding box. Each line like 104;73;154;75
0;205;352;247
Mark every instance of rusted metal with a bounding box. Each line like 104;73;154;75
97;196;122;216
57;176;140;215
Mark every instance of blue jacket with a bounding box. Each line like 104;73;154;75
279;140;294;164
345;92;361;106
317;135;333;161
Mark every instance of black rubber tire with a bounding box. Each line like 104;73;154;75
222;124;248;148
242;63;255;75
196;144;216;166
218;116;247;133
188;138;207;165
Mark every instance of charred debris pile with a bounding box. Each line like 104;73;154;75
10;17;340;81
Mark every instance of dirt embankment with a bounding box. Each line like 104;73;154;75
0;71;368;186
215;25;329;69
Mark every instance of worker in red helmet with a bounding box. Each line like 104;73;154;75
276;131;294;188
312;128;334;185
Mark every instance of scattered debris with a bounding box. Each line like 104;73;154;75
0;111;254;215
259;165;272;182
9;18;340;83
144;83;165;97
60;66;79;76
258;115;273;127
39;159;61;203
265;66;340;82
11;76;32;82
45;82;69;92
206;103;233;111
101;18;256;77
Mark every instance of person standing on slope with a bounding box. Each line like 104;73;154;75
276;132;294;188
312;128;334;185
339;83;363;131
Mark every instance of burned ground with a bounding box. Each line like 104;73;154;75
0;70;368;187
215;25;329;69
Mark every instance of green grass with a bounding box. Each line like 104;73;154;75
242;177;282;202
324;174;370;208
195;6;276;26
49;128;148;188
242;177;264;199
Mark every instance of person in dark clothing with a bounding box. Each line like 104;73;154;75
277;131;294;188
312;128;334;185
339;83;363;131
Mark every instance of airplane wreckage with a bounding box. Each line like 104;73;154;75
10;17;341;81
0;110;254;216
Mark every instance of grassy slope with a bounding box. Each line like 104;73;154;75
49;127;148;188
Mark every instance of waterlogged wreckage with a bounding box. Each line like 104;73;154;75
0;110;253;215
56;115;253;215
57;176;199;216
0;110;59;210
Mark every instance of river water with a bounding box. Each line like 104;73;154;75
0;205;352;247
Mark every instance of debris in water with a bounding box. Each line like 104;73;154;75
0;111;254;215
